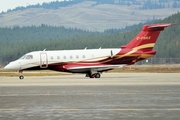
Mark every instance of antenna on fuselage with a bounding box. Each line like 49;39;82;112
84;47;87;50
110;50;113;58
43;49;46;51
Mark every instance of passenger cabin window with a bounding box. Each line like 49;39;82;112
76;55;79;59
26;55;33;60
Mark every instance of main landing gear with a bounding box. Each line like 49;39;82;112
18;70;24;79
86;72;101;78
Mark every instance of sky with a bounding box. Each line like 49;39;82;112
0;0;63;12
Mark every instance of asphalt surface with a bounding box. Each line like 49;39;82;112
0;73;180;120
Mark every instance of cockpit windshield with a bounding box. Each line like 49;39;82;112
26;55;33;59
19;55;26;60
19;55;33;60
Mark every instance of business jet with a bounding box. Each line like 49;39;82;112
4;23;174;79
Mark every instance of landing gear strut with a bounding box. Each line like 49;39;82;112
18;70;24;79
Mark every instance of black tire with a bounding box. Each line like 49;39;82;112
19;75;24;79
90;74;95;78
95;73;101;78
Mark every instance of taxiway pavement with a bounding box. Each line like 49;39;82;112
0;73;180;120
0;73;180;86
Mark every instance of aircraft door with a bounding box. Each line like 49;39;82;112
40;53;48;68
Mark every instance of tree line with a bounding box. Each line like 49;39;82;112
0;12;180;65
0;24;100;42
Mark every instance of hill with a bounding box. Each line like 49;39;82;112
1;0;180;31
1;12;180;66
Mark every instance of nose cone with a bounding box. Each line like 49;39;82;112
4;64;10;69
4;61;20;70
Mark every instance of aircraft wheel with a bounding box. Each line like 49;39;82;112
90;74;95;78
95;73;101;78
19;75;24;79
90;73;101;78
90;73;96;78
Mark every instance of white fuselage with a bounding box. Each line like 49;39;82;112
5;48;122;71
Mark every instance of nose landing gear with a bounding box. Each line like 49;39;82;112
19;75;24;79
18;70;24;79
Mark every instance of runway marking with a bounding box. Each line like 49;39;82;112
168;108;180;111
116;92;178;95
153;92;176;94
109;108;139;111
50;108;180;111
51;108;80;111
0;107;180;112
0;94;19;96
0;108;23;111
0;92;178;97
33;94;59;96
116;93;136;94
51;108;139;111
109;108;180;111
0;93;97;96
77;92;97;95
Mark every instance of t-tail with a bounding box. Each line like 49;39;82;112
121;23;174;51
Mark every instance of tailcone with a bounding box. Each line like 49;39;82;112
140;50;156;59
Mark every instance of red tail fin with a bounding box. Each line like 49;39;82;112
121;23;174;51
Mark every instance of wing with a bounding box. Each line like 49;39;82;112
65;64;125;73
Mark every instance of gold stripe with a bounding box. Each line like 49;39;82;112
114;43;155;59
141;54;154;58
133;43;155;50
113;50;138;60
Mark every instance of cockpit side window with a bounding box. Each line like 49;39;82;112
26;55;33;60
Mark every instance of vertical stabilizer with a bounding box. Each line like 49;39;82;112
121;23;173;51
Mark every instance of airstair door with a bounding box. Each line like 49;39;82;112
40;53;48;68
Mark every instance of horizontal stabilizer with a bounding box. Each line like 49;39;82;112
143;23;176;31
